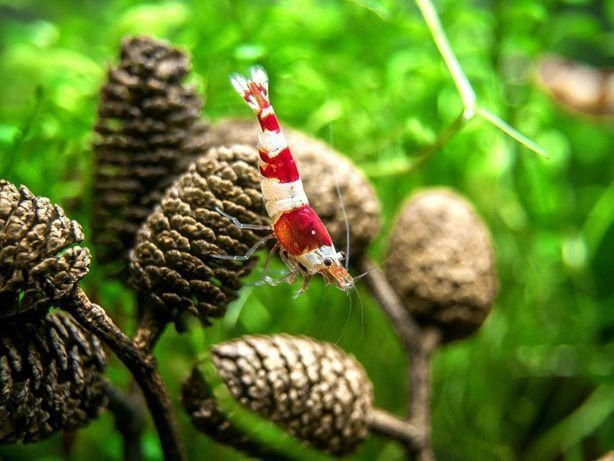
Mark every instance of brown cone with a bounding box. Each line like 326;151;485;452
129;145;267;324
386;188;497;342
0;311;107;444
0;180;90;318
537;55;614;117
182;334;373;456
201;119;381;258
92;36;208;269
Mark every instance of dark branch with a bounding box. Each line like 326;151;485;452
134;306;170;353
104;381;144;461
367;407;424;447
65;288;186;461
407;329;440;461
358;256;440;461
358;257;422;351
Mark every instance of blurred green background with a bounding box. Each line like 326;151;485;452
0;0;612;460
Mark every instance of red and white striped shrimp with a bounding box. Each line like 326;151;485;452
224;66;354;294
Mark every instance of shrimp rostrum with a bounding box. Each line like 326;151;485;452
214;66;354;294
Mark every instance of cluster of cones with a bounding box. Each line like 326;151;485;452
1;36;498;458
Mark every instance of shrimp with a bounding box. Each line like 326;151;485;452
222;65;354;294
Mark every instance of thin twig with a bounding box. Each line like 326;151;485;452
477;107;548;157
363;111;467;178
359;257;439;460
407;329;440;461
104;381;144;461
367;407;424;447
134;306;170;352
414;0;476;116
358;257;422;351
65;288;186;461
412;0;546;156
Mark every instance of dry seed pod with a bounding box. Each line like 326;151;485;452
129;145;267;324
386;189;497;342
0;180;90;318
201;119;381;258
537;55;614;117
182;334;373;457
0;310;107;443
92;35;208;268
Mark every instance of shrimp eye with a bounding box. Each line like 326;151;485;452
323;257;333;267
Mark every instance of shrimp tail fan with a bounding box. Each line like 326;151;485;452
230;65;270;112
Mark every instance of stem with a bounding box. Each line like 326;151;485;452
367;407;424;447
66;288;186;461
104;382;144;461
407;329;440;461
412;0;545;156
477;107;548;157
363;111;467;178
134;306;170;352
359;257;439;460
358;257;422;351
414;0;476;116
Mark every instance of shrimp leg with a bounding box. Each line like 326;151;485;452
262;270;298;287
261;249;300;286
211;234;275;262
293;275;312;298
214;207;272;231
261;243;279;278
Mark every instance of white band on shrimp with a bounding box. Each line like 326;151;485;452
258;129;287;157
259;106;274;117
261;177;309;217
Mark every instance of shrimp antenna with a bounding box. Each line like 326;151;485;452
356;284;365;339
331;140;351;270
352;271;369;283
335;286;353;345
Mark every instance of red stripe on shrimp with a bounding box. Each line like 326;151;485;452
273;205;333;256
258;147;300;183
259;113;280;132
